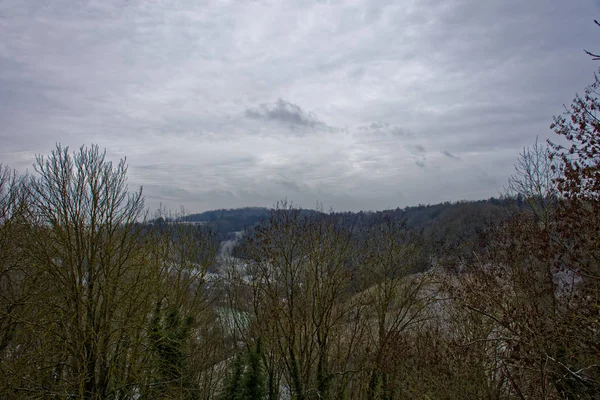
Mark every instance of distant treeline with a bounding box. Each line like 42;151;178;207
229;197;517;266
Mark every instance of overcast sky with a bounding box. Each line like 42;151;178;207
1;0;599;212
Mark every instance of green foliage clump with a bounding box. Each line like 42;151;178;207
220;341;266;400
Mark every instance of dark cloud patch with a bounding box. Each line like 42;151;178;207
407;144;427;156
405;144;428;169
442;150;461;160
245;99;330;130
412;145;426;154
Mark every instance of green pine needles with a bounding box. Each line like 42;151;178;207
220;340;267;400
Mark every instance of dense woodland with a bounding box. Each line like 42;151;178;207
1;67;600;400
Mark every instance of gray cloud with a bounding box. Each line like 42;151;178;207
406;144;428;168
409;144;427;155
245;99;330;131
442;150;461;160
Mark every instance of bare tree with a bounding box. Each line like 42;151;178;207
354;216;436;399
0;165;34;396
21;144;147;398
506;138;558;226
247;202;358;400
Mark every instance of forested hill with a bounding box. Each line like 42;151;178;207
184;207;270;235
193;198;517;265
188;198;514;235
350;197;516;264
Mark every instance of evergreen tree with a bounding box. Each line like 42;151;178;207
149;302;195;398
220;341;266;400
220;354;244;400
241;340;266;400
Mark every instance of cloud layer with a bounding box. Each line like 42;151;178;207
1;0;599;211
